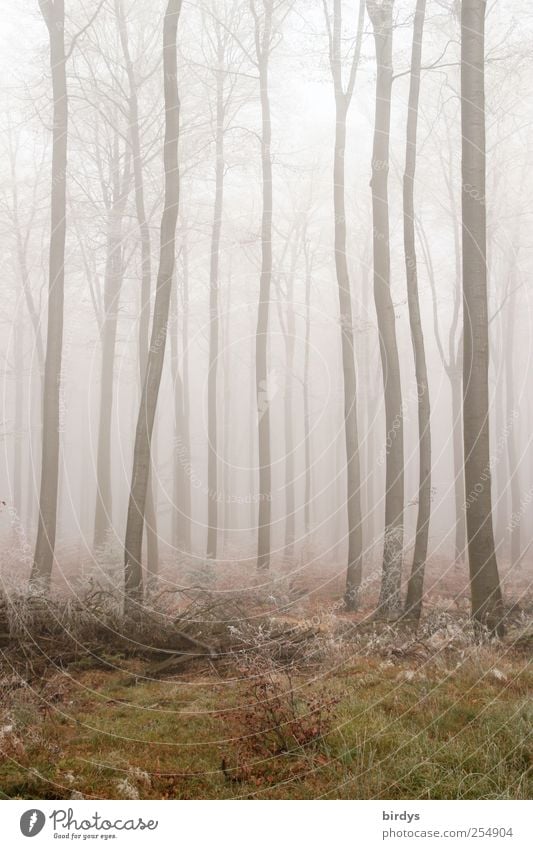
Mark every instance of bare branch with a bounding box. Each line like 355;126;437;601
65;0;106;61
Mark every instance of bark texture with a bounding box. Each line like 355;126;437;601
207;26;225;562
93;137;130;550
403;0;431;621
324;0;365;609
116;0;159;577
367;0;404;616
31;0;68;588
124;0;182;605
254;0;274;571
461;0;504;634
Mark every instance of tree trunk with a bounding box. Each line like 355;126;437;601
367;0;404;617
93;140;130;550
222;282;232;548
13;308;24;521
248;331;256;535
254;2;274;571
303;241;312;537
31;0;68;589
325;0;365;609
403;0;430;622
144;417;159;581
170;275;189;555
282;240;297;556
505;281;521;568
450;365;467;562
420;214;466;565
207;31;225;563
124;0;182;606
181;238;192;550
116;0;159;578
461;0;504;634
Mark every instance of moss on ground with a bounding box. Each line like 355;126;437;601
0;651;530;800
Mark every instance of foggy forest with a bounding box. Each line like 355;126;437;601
0;0;531;801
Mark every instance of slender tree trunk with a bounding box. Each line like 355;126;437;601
282;241;297;556
492;348;507;554
124;0;182;606
145;424;159;580
222;284;232;548
403;0;430;622
303;243;312;537
181;238;192;550
31;0;68;589
94;141;130;549
367;0;404;617
361;253;380;550
249;331;256;535
170;276;188;555
325;0;365;609
449;365;467;561
26;365;41;531
461;0;504;634
334;108;363;609
207;33;225;563
116;0;159;577
254;3;274;571
441;134;466;564
13;309;24;521
334;420;345;561
505;281;521;567
450;228;467;565
420;214;466;564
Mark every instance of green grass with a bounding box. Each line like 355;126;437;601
0;654;531;800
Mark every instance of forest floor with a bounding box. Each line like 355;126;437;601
0;578;531;800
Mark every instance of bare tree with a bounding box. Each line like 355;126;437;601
419;205;465;565
504;251;521;568
30;0;69;588
302;231;314;537
31;0;104;588
124;0;182;606
251;0;274;571
429;105;466;565
116;0;160;577
204;4;243;563
93;130;131;550
461;0;503;634
403;0;431;622
367;0;404;617
273;219;301;556
170;252;191;554
180;236;192;549
322;0;365;609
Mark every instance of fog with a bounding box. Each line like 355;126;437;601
0;0;532;612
